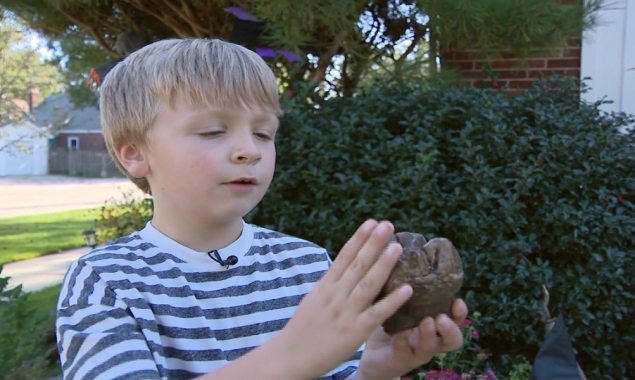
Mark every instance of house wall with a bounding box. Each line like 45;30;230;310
441;0;635;124
441;38;581;91
55;132;107;152
0;122;48;176
580;0;635;120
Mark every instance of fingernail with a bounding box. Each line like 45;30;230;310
377;222;392;234
398;285;413;297
362;219;377;233
439;314;451;324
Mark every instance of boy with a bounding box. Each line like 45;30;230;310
56;38;468;380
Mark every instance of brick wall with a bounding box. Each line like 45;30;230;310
440;0;583;93
441;37;582;92
56;133;107;152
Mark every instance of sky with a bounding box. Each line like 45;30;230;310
27;32;54;61
3;10;55;61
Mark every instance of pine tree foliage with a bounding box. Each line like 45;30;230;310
435;0;603;56
1;0;604;100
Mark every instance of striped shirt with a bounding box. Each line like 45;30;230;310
56;219;363;380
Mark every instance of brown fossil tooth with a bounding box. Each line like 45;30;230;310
377;232;464;335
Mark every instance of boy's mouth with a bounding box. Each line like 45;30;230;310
227;177;258;185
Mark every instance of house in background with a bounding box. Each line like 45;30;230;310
443;0;634;124
31;92;106;153
0;88;49;176
580;0;635;123
0;121;49;176
30;92;121;177
1;89;121;178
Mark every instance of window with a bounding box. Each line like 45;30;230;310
68;137;79;151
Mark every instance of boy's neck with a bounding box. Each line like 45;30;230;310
150;209;244;253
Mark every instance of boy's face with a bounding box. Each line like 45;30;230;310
129;95;278;224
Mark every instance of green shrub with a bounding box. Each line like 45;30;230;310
506;357;532;380
0;267;60;379
248;76;635;379
95;189;153;245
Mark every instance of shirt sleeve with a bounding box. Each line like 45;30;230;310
56;259;161;380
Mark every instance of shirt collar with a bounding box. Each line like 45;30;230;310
137;219;254;267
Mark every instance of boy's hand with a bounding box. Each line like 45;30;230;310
274;219;413;380
355;300;469;380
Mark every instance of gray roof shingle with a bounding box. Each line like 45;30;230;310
30;93;102;133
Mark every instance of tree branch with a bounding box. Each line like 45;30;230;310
56;7;119;55
128;0;193;37
90;29;118;56
91;7;126;34
160;0;204;37
367;15;387;48
180;1;209;37
395;27;426;66
0;133;31;154
114;0;142;31
308;36;344;85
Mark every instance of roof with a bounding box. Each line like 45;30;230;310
12;99;30;113
29;92;102;133
0;120;41;136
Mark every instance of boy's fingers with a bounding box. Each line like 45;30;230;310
327;219;378;281
450;299;469;325
414;317;438;355
360;284;412;330
348;240;402;309
435;315;464;352
388;328;417;359
411;315;463;360
338;221;395;294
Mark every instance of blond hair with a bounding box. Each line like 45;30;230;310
99;38;282;194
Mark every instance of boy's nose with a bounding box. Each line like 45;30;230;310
231;138;261;164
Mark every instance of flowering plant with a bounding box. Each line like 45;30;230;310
401;312;498;380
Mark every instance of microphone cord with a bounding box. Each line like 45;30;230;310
207;250;238;269
207;250;223;265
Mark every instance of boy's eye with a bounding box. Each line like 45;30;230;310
200;131;223;137
255;132;273;140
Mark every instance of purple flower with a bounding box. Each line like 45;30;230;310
426;369;462;380
223;6;260;22
476;370;498;380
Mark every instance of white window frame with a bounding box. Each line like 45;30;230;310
68;136;80;150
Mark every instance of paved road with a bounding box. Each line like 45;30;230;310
0;175;144;218
2;247;90;293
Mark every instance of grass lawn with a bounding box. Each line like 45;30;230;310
0;208;101;266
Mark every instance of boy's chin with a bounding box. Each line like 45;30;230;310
212;202;261;222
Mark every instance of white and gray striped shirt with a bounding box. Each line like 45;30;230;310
56;220;362;380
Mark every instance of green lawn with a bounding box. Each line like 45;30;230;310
0;208;101;266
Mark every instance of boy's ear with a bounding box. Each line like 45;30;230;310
115;143;150;178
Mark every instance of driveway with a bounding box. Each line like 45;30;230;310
0;175;145;218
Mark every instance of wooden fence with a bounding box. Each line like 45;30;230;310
48;148;124;177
